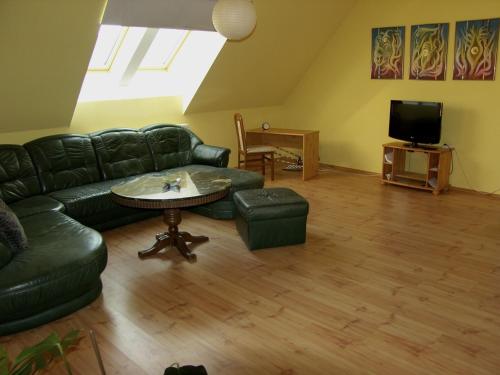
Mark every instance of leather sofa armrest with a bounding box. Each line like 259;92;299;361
0;242;12;270
192;144;230;168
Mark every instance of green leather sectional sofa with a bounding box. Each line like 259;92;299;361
0;124;264;335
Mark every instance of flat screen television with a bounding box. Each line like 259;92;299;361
389;100;443;147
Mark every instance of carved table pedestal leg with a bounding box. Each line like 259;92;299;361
138;208;208;263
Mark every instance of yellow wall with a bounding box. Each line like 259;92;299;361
284;0;500;193
0;96;283;168
0;97;183;144
74;98;285;168
0;0;343;169
2;0;499;193
0;0;324;168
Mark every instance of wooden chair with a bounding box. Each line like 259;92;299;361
234;113;275;180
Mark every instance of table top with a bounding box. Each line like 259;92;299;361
111;170;231;209
246;128;319;136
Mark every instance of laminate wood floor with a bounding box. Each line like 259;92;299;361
2;168;500;374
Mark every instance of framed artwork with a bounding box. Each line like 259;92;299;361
453;18;500;80
410;23;449;80
371;26;405;79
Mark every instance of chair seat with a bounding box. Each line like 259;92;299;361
247;145;275;154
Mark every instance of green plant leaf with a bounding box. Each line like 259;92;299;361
60;330;81;351
56;344;73;375
33;353;47;371
7;330;80;375
12;333;59;367
0;346;9;375
10;359;34;375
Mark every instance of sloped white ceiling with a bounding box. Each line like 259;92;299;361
103;0;217;30
0;0;106;132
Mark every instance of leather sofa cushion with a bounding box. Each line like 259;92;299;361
189;200;236;220
142;124;201;171
0;145;41;203
48;177;136;220
79;207;160;232
0;199;28;252
91;129;154;179
9;195;65;219
25;135;101;193
0;243;12;269
0;211;107;324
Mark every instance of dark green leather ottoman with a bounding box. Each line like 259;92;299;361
234;188;309;250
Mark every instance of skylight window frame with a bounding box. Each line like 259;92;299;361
88;26;129;72
79;29;227;106
138;30;190;71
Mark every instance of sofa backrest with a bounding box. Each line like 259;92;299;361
141;124;202;171
0;145;41;203
91;129;155;180
24;135;101;193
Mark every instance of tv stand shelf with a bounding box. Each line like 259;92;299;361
382;142;453;195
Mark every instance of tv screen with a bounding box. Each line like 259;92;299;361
389;100;442;146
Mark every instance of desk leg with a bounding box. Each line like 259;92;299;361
302;132;319;180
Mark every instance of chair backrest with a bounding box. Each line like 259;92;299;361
234;113;247;154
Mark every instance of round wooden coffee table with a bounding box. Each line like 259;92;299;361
111;170;231;262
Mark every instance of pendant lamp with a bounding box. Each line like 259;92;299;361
212;0;257;41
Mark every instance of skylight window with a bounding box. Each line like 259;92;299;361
80;25;226;109
88;25;126;71
139;29;189;70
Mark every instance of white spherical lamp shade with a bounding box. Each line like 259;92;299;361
212;0;257;41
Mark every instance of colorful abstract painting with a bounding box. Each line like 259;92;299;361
453;18;500;80
371;26;405;79
410;23;449;80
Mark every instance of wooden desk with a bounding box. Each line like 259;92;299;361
246;128;319;180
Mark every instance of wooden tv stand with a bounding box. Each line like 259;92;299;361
382;142;453;195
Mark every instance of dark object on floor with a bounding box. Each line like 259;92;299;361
164;364;208;375
234;187;309;250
